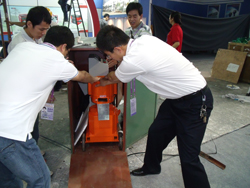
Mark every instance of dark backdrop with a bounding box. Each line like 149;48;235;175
152;5;250;52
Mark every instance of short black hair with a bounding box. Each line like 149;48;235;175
96;25;130;53
44;26;74;49
170;11;182;25
25;6;51;28
126;2;143;15
103;13;110;18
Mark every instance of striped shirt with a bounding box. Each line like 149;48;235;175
124;21;152;39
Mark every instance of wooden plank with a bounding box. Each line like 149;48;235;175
211;49;247;83
68;144;132;188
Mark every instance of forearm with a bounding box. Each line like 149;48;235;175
99;71;122;86
172;42;180;49
72;70;98;83
107;71;121;83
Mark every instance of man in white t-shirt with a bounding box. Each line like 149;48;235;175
7;6;52;148
0;26;99;187
96;25;213;188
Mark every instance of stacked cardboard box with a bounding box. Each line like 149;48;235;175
228;42;250;83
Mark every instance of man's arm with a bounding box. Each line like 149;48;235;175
172;41;180;49
71;70;99;83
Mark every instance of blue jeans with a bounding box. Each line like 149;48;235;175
0;136;50;188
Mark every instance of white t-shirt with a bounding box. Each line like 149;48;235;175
7;27;43;53
0;42;78;141
115;35;206;99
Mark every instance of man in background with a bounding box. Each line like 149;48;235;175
107;2;152;68
106;2;153;106
124;2;152;39
8;6;51;53
100;13;110;29
58;0;71;25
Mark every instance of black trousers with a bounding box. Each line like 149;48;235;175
143;86;213;188
31;114;39;144
58;0;68;21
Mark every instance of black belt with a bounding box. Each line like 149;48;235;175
176;85;208;101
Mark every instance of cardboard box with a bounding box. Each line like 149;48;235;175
228;42;250;83
239;55;250;83
211;49;247;83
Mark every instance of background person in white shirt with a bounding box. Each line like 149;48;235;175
96;25;213;188
7;6;51;53
7;7;54;152
0;26;99;187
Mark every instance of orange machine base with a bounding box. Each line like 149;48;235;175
68;143;132;188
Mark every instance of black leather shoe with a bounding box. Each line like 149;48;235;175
130;168;160;176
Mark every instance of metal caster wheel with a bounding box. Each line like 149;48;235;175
118;131;123;150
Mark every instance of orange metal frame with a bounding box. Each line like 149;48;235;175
86;79;120;143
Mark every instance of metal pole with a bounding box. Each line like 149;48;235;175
2;0;11;43
0;6;7;57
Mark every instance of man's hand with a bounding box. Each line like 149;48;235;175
68;60;74;65
106;71;119;82
108;59;118;68
98;77;111;86
92;76;100;83
96;72;121;87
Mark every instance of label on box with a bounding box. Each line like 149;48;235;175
226;63;239;73
97;103;109;120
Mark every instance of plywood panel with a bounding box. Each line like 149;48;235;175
211;49;247;83
68;144;132;188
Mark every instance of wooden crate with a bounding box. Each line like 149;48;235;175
228;42;245;51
